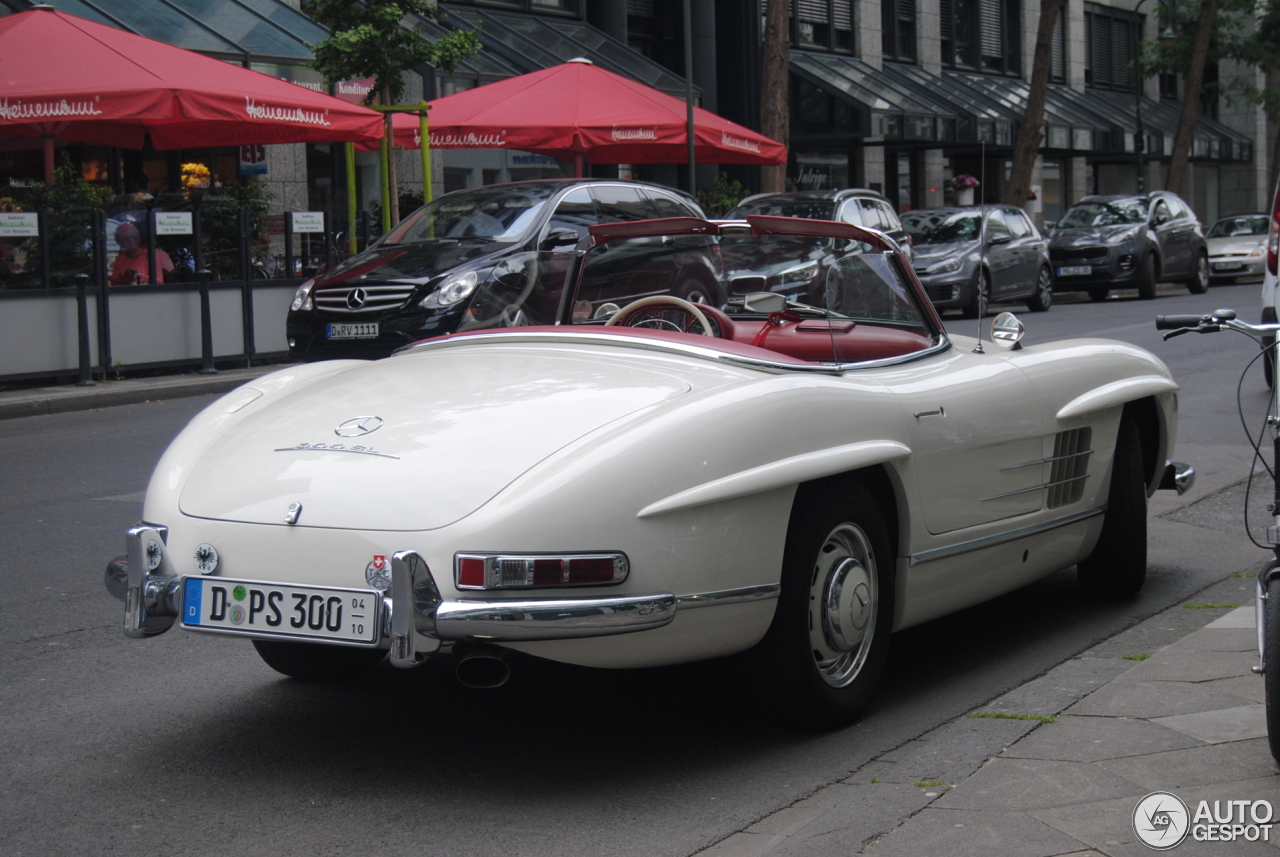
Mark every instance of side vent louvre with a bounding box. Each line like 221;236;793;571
1047;427;1091;509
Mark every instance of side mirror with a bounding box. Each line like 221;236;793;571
540;228;580;251
987;234;1012;246
742;292;787;313
990;311;1025;350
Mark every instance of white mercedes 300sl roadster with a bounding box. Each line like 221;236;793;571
106;216;1192;727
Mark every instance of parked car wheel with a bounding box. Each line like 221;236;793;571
1187;251;1210;294
754;478;894;729
1136;253;1158;301
1026;266;1053;312
678;277;717;305
1088;287;1110;302
1077;414;1147;598
252;639;387;680
961;269;990;319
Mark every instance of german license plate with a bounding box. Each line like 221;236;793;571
1212;261;1242;271
180;576;379;644
1056;265;1091;276
327;322;379;340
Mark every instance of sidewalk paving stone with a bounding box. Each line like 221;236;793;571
1111;649;1260;684
1203;674;1268;704
1001;714;1202;763
1166;627;1257;652
862;807;1086;857
1098;738;1278;790
877;716;1036;786
766;782;935;857
1152;704;1269;744
1065;679;1255;719
933;757;1145;811
977;657;1134;718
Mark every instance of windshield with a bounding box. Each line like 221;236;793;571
902;211;981;245
727;198;838;220
1057;200;1147;228
568;229;937;367
381;185;557;245
1207;215;1269;238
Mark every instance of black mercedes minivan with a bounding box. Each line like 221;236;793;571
287;179;712;360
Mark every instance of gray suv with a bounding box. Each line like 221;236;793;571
1049;191;1208;300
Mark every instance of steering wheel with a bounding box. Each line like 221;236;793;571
603;295;717;337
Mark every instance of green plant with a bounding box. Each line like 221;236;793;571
966;712;1058;723
111;360;124;381
195;180;274;279
1120;653;1151;661
3;152;110;288
696;173;750;218
914;780;948;788
1183;603;1241;609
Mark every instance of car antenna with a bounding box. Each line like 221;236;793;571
974;141;987;354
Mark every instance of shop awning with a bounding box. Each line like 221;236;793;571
881;63;1014;146
941;72;1119;153
1089;91;1253;162
790;52;959;144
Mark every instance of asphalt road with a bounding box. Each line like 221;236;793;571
0;280;1273;856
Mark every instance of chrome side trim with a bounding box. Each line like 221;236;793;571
1055;375;1179;420
389;551;443;668
676;583;781;610
396;329;952;375
1000;449;1094;471
910;505;1107;565
981;473;1090;502
434;593;676;641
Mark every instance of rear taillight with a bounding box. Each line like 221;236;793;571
454;552;629;589
1268;187;1280;275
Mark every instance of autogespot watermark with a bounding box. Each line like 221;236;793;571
1133;791;1275;849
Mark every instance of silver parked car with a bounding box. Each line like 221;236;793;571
1206;214;1269;283
903;206;1053;317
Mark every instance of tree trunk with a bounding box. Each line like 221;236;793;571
1166;0;1219;195
1005;0;1063;209
383;86;401;227
760;0;790;193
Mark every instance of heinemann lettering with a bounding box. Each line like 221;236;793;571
431;131;506;146
721;131;761;153
244;97;330;126
612;126;657;141
0;97;102;121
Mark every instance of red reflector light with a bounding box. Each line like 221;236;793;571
459;557;485;587
532;558;564;585
568;557;615;584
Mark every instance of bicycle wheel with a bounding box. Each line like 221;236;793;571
1266;572;1280;763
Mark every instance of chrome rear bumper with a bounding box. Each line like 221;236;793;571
105;539;677;664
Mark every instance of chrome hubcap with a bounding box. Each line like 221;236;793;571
809;523;878;687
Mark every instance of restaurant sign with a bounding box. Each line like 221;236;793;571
0;212;38;236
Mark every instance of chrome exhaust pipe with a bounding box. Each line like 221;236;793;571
455;652;510;689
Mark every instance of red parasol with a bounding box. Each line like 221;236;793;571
0;7;385;179
375;59;785;168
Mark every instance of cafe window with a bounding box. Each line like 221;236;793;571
940;0;1019;74
1084;5;1139;92
882;0;917;62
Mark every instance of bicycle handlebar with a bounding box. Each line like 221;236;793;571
1156;314;1208;330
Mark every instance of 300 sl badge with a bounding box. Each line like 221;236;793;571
274;441;399;459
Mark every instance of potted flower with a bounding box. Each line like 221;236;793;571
952;174;979;206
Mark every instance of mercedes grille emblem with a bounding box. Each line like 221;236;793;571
335;415;384;438
346;287;368;310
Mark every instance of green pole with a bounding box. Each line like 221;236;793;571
683;0;696;195
345;142;357;254
379;132;391;235
420;102;432;204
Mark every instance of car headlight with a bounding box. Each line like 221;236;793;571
420;270;480;309
1105;228;1140;245
926;256;963;275
774;261;819;287
289;278;316;312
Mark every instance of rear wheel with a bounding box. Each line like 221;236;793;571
754;479;895;729
253;639;387;680
1265;337;1275;390
1187;251;1210;294
1136;253;1158;300
1088;287;1110;302
1077;415;1147;598
1264;572;1280;763
1026;266;1053;312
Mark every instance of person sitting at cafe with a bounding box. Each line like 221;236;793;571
110;222;173;285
